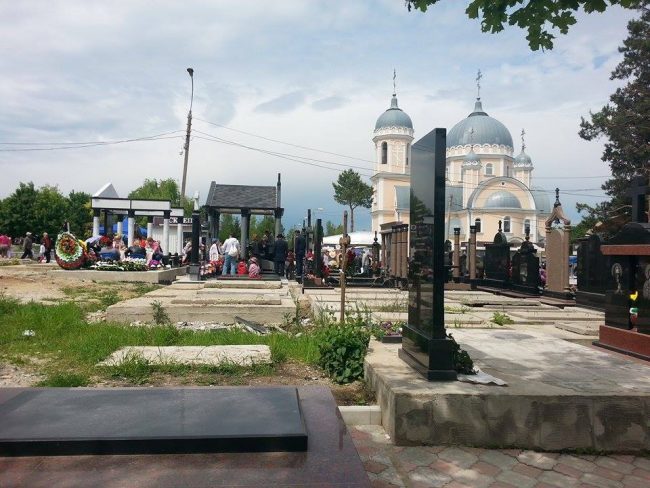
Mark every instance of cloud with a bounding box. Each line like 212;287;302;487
254;91;306;114
311;96;349;112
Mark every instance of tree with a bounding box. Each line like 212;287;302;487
66;191;93;237
128;178;193;217
219;214;241;242
332;169;373;232
406;0;637;51
325;220;344;236
577;1;650;237
0;182;39;238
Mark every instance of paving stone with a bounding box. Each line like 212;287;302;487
471;460;501;477
445;482;473;488
631;467;650;480
429;458;461;476
622;475;650;488
554;462;585;479
518;451;559;470
633;458;650;471
593;466;624;481
395;447;436;467
579;472;624;488
557;455;597;473
479;450;519;469
438;447;479;468
489;482;518;488
450;468;494;488
595;457;634;474
367;473;403;488
407;467;451;487
375;467;404;487
538;470;580;487
512;463;543;478
496;470;538;488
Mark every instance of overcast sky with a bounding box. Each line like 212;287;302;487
0;1;636;230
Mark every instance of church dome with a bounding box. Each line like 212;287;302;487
485;191;521;209
375;95;413;130
447;100;513;148
462;147;480;167
514;149;532;167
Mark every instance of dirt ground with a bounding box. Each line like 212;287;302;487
0;264;374;405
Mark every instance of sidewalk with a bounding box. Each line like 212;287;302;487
350;425;650;488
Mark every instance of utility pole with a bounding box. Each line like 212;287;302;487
180;68;194;206
339;211;351;323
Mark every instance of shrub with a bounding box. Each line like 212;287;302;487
447;333;476;374
317;320;371;384
37;372;89;387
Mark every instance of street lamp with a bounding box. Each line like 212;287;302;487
180;68;194;205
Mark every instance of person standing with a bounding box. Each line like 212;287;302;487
294;229;306;280
21;232;34;260
221;233;240;276
273;233;288;276
41;232;53;263
209;239;221;262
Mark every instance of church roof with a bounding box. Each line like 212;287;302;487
514;149;533;167
375;95;413;130
447;99;513;149
530;187;551;213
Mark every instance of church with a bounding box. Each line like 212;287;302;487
370;80;551;247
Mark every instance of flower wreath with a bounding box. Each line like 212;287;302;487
54;232;86;270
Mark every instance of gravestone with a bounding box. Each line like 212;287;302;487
483;221;510;284
399;128;456;381
545;189;571;296
510;227;539;293
576;234;608;309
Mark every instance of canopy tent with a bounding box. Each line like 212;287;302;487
323;231;376;247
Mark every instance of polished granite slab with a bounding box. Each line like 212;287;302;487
0;387;307;456
0;386;369;487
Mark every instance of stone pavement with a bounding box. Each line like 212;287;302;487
350;425;650;488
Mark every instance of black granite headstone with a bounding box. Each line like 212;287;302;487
484;225;510;283
511;239;539;292
399;128;456;381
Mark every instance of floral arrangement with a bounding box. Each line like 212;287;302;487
99;235;112;246
54;232;86;270
371;320;404;340
90;259;148;271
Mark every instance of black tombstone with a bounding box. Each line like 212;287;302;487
575;234;608;309
483;222;510;285
398;128;457;381
603;223;650;334
510;234;539;293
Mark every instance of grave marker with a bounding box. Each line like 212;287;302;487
544;189;571;296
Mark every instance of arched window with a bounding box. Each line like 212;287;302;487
474;218;482;233
405;143;410;166
446;165;449;180
485;163;493;176
381;142;388;164
523;219;531;235
505;165;511;177
503;216;511;233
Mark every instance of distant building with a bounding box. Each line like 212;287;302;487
370;84;551;246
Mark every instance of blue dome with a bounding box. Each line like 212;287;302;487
514;149;533;166
531;187;551;213
447;100;513;148
485;191;521;209
375;95;413;130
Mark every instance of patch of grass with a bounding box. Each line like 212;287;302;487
491;311;514;326
131;283;161;297
445;305;470;314
151;300;171;326
37;372;89;387
373;298;407;313
0;259;20;266
0;296;321;386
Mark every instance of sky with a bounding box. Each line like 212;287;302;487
0;1;637;231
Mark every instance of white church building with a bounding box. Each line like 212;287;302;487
370;88;551;245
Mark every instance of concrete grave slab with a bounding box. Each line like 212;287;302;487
99;345;272;367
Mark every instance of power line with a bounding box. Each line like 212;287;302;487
194;117;376;166
0;130;185;152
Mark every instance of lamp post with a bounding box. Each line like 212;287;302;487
180;68;194;205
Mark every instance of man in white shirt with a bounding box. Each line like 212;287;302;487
221;233;240;276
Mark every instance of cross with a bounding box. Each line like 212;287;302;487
393;69;397;95
521;128;526;152
627;176;649;223
476;69;482;99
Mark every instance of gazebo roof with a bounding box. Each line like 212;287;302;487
206;182;280;213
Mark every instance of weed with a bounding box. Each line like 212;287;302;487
317;317;371;384
107;352;151;384
37;372;89;387
132;283;161;297
491;311;514;326
151;300;171;326
374;297;407;313
98;290;120;309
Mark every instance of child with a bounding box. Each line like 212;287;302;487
248;257;261;279
38;242;46;263
237;259;248;275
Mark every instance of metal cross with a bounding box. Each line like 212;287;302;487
476;69;482;99
521;128;526;152
393;69;397;95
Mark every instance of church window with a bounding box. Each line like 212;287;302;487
505;165;511;177
523;219;531;234
405;143;410;165
503;216;511;233
485;163;493;176
474;218;481;233
381;142;388;164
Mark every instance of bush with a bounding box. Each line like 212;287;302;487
37;372;89;387
317;320;371;384
448;333;476;374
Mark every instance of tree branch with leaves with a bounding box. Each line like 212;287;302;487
332;169;373;232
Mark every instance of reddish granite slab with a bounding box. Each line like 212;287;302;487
0;386;370;488
600;244;650;256
594;325;650;361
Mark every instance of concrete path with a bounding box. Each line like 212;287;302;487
351;425;650;488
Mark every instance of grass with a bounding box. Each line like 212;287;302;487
0;295;320;386
374;298;407;313
491;311;514;326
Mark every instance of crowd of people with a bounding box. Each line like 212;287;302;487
0;231;54;262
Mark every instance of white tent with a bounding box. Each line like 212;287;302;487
322;231;375;247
